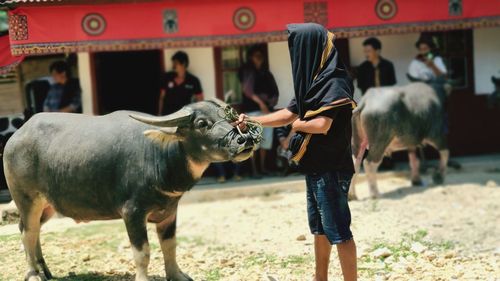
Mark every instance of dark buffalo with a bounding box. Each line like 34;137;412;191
3;99;257;281
350;82;449;199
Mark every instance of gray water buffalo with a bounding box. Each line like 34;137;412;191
3;99;257;281
350;82;449;199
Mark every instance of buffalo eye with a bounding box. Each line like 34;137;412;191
196;119;208;128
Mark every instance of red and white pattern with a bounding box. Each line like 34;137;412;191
304;1;328;26
8;14;28;41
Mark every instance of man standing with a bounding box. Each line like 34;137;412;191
158;51;203;115
356;37;396;94
43;61;81;113
237;23;357;281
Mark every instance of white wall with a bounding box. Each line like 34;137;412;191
77;52;94;115
474;27;500;94
349;33;420;100
268;41;294;109
163;47;216;99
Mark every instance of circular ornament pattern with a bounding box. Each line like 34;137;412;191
82;13;106;36
375;0;398;20
233;7;256;31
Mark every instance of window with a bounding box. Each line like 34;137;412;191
0;11;8;34
214;44;268;105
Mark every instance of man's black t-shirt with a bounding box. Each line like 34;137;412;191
287;100;354;174
162;71;202;115
357;57;396;94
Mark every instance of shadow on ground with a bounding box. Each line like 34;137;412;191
54;273;166;281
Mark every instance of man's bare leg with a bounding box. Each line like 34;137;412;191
336;239;357;281
314;235;331;281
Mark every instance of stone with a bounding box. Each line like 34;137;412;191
425;251;437;261
485;180;497;187
444;251;456;259
372;247;392;259
411;242;427;254
296;234;306;241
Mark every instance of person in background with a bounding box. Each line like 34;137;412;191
239;46;279;176
43;60;81;113
275;125;294;175
408;35;461;177
408;36;447;82
237;23;357;281
356;37;396;94
158;51;203;115
356;37;397;169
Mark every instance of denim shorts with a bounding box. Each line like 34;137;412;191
306;171;353;244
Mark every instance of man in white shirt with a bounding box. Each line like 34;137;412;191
408;37;447;81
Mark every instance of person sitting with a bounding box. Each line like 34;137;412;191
43;61;82;113
408;36;448;103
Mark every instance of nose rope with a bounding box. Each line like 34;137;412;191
212;105;263;148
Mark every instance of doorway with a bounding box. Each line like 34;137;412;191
94;50;163;115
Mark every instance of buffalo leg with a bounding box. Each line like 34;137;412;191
434;149;449;185
123;204;150;281
426;138;449;185
363;159;381;198
35;206;56;279
156;214;193;281
408;149;423;186
15;195;46;281
348;142;366;201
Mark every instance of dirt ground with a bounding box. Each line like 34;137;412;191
0;169;499;281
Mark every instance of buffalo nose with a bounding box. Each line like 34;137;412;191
237;136;246;144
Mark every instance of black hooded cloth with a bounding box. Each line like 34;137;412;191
286;23;356;171
286;23;355;120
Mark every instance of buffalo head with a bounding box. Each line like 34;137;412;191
130;99;259;163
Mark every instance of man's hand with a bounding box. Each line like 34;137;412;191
234;113;249;132
424;59;435;67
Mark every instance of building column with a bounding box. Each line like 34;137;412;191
77;52;95;115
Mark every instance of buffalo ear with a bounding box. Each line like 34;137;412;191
143;128;184;144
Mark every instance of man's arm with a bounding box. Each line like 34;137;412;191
388;62;397;86
427;57;447;77
242;71;270;113
238;108;297;128
60;86;82;113
292;116;333;135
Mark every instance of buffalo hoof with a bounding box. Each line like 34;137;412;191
167;271;193;281
25;271;47;281
39;260;52;280
432;172;444;185
411;179;424;187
